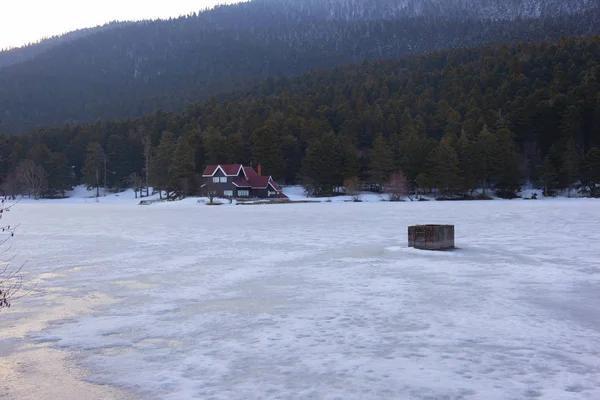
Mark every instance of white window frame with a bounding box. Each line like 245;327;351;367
220;177;227;183
238;190;249;197
213;177;220;183
223;190;233;197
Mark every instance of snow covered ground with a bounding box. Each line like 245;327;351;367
2;197;600;400
10;184;575;205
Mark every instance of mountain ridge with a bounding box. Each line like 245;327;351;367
3;0;596;68
0;21;133;68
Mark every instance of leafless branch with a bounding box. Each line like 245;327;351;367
0;192;28;311
387;170;410;202
343;176;362;202
16;160;47;200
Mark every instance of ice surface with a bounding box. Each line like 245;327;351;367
3;198;600;399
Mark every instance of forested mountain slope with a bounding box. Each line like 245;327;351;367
4;36;600;199
207;0;598;22
1;0;599;133
0;22;131;68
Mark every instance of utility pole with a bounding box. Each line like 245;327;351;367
104;155;107;197
95;164;100;198
144;136;151;198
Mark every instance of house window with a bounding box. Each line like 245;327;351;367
213;177;220;183
220;177;227;183
268;191;277;196
224;190;233;197
238;190;249;197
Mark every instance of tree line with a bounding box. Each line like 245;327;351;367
2;36;600;200
1;1;599;133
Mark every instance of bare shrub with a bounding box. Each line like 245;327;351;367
16;160;47;199
0;172;18;200
387;170;409;201
0;196;24;311
0;147;34;310
298;175;315;198
207;191;219;204
343;176;362;202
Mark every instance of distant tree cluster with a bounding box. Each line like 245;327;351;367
1;0;599;133
2;37;600;200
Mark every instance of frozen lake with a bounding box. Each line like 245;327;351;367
2;199;600;399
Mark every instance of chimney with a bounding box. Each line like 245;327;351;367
257;163;262;176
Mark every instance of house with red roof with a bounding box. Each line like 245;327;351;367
201;163;288;200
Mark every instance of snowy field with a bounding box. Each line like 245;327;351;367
2;197;600;400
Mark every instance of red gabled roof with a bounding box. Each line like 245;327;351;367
233;176;271;189
233;175;283;191
243;167;259;178
202;164;244;177
270;180;282;191
204;164;284;192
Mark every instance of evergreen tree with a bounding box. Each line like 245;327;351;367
203;126;229;165
150;131;176;198
27;144;51;167
538;154;559;197
560;106;583;145
170;134;196;198
594;94;600;136
141;131;153;197
457;130;478;195
494;128;522;198
445;107;462;138
397;119;434;190
322;132;345;192
428;136;461;196
226;132;247;165
281;134;301;184
106;134;131;189
462;118;481;140
338;135;360;180
251;121;284;179
301;132;343;196
7;141;26;171
389;132;402;168
66;128;93;181
45;152;74;197
581;147;600;197
561;137;581;197
415;172;434;195
474;125;497;197
81;142;105;197
368;133;394;188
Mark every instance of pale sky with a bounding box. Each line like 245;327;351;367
0;0;237;50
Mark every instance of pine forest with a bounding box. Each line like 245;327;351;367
2;36;600;200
